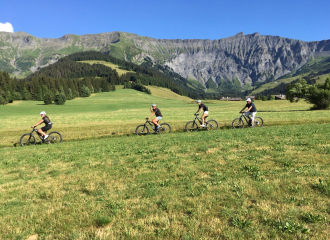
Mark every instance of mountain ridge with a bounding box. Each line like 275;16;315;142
1;31;330;88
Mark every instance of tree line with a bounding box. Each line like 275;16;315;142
0;70;115;105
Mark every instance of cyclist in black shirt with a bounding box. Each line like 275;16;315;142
31;111;53;139
196;100;209;127
148;104;162;130
240;98;257;127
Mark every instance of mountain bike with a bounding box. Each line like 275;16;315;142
20;127;63;146
185;113;218;132
232;112;264;129
135;118;171;136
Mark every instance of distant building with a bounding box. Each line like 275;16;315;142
274;94;286;100
245;96;255;100
220;97;242;101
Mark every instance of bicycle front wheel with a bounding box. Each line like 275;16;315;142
232;118;244;129
185;121;198;132
135;125;149;136
206;120;218;131
254;117;264;127
159;123;171;134
48;131;63;144
20;134;36;147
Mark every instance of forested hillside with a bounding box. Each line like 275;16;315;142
27;51;225;99
0;50;250;105
0;51;196;105
0;69;115;105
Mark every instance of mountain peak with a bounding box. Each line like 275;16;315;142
1;31;330;87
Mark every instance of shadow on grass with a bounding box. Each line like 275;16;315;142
258;109;311;112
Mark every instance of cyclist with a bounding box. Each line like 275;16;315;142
148;104;162;131
240;98;257;127
31;111;53;139
196;100;208;127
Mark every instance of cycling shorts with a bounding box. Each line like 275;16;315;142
41;124;52;132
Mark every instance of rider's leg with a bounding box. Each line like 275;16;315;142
201;111;208;126
251;112;256;126
152;118;159;129
201;114;206;126
245;112;252;126
38;128;46;136
39;126;50;138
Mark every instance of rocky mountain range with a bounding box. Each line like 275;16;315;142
1;31;330;87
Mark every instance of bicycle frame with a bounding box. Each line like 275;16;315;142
238;112;254;126
192;115;204;125
31;128;47;141
142;119;159;132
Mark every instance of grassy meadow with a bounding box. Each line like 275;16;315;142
0;87;330;239
78;60;135;76
0;86;329;148
0;123;330;239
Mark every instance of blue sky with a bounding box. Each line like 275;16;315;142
0;0;329;41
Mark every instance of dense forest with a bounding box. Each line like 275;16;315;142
0;70;115;105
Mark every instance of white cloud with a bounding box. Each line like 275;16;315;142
0;22;14;32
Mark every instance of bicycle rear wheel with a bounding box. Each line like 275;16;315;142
206;120;218;131
232;118;244;129
254;117;264;127
48;131;63;144
185;121;198;132
159;123;171;134
135;125;149;136
20;134;36;147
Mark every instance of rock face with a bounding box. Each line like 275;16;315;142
1;31;330;86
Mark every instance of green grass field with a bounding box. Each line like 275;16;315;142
1;124;330;239
1;87;330;239
1;86;330;148
78;60;135;76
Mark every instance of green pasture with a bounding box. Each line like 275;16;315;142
78;60;135;76
1;87;330;147
0;123;329;239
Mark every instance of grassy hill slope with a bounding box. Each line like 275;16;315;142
2;87;330;148
78;60;135;76
147;86;193;101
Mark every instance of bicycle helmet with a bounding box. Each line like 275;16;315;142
196;100;201;103
40;111;46;115
151;104;156;107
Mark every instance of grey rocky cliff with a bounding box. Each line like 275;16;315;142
0;31;329;87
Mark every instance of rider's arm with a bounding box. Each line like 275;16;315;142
32;119;44;128
148;112;155;119
240;107;246;113
246;106;252;112
196;107;201;114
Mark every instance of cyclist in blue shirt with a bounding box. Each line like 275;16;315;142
240;98;257;127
